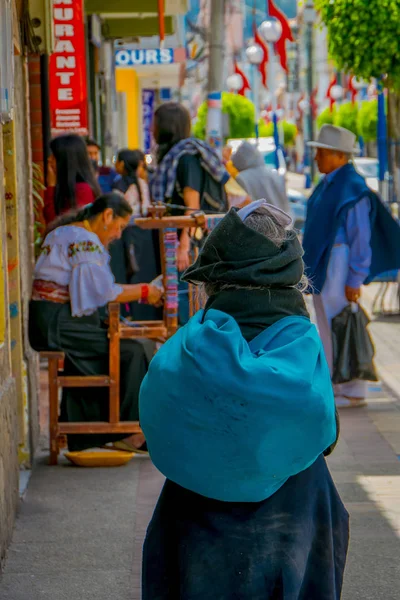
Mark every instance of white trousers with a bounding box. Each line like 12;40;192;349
313;245;368;399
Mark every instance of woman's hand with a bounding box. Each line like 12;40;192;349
177;246;190;272
148;285;163;306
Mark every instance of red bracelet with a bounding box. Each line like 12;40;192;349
141;284;149;303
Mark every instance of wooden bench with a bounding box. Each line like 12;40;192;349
40;211;225;464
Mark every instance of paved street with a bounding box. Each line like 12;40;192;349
0;284;400;600
287;170;310;196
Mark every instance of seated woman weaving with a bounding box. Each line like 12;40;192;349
140;201;349;599
29;193;163;453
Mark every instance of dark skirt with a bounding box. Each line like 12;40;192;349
109;225;162;321
29;300;154;451
142;455;349;600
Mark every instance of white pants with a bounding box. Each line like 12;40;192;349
313;245;368;399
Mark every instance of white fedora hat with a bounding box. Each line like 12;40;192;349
308;124;359;154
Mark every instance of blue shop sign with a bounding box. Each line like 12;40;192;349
142;89;155;154
115;48;175;67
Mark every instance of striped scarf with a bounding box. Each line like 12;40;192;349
150;138;229;204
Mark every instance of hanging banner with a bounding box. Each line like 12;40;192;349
142;89;155;154
49;0;88;136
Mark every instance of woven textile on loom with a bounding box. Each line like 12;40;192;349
163;229;179;318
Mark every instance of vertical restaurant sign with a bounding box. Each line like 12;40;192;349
142;89;155;154
49;0;88;136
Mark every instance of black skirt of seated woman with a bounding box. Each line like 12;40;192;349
29;301;154;451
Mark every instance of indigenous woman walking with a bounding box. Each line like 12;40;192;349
30;193;162;453
140;201;349;599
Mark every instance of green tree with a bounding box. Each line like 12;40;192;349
315;0;400;84
192;93;255;141
357;100;378;142
258;120;298;145
316;0;400;194
316;106;336;130
334;102;359;137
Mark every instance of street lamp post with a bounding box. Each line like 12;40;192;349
352;77;366;156
377;80;389;201
259;18;283;170
245;44;264;140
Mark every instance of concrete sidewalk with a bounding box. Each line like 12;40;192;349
1;284;400;599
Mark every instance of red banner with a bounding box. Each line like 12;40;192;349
49;0;88;136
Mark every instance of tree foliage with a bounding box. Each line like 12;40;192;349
258;120;298;145
316;106;336;130
315;0;400;87
357;100;378;142
334;102;359;137
192;92;298;146
316;101;378;141
192;93;255;140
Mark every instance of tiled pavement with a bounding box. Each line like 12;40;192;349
0;283;400;599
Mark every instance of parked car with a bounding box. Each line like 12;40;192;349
354;157;379;192
288;189;307;232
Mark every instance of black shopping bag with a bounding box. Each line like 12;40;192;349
331;304;378;384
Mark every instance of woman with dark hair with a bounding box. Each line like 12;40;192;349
140;202;348;599
113;149;150;213
44;134;101;224
30;193;163;453
151;101;229;323
109;149;160;320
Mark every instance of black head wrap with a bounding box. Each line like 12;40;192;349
182;207;309;341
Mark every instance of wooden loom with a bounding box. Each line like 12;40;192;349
41;208;225;464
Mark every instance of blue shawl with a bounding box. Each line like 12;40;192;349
140;309;336;503
302;162;400;294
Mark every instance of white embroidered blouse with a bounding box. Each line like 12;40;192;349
34;226;123;317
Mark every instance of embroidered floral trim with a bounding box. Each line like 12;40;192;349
40;244;51;256
68;240;102;257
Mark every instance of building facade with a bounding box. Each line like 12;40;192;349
0;0;41;567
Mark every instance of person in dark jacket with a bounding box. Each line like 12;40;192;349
303;124;400;407
140;201;348;600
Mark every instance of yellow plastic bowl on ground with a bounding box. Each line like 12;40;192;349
65;450;134;467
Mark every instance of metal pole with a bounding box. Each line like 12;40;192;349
306;19;315;182
253;66;260;140
206;0;225;155
377;81;388;199
269;43;280;170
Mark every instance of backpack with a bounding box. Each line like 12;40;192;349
174;163;228;214
200;170;228;214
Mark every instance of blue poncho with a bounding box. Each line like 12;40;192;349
140;309;336;503
302;162;400;294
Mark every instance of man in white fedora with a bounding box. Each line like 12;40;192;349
302;124;400;408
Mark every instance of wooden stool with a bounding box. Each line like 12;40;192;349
39;304;142;465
